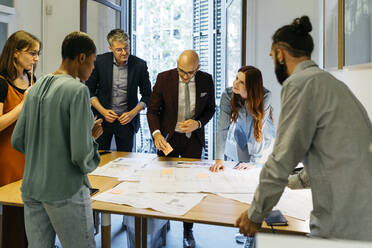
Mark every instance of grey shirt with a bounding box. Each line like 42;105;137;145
175;77;196;133
248;60;372;241
111;61;129;115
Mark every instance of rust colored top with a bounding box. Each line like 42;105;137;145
0;75;26;187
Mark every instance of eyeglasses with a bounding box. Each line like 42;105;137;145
26;51;41;58
113;46;130;53
177;67;197;77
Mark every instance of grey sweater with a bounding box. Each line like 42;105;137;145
248;60;372;241
12;74;100;201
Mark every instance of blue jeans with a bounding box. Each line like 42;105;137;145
22;185;96;248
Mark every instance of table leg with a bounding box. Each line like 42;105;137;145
101;213;111;248
135;216;141;248
2;205;27;247
141;217;147;248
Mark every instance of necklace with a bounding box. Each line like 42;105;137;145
13;73;29;89
53;70;68;75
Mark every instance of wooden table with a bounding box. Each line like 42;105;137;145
0;152;310;248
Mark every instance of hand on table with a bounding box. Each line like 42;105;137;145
235;210;262;237
209;159;225;172
235;163;256;170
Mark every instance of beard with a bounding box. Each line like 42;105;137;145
274;56;289;85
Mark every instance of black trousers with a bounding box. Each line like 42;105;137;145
159;132;203;232
2;206;28;247
159;132;202;159
96;120;135;152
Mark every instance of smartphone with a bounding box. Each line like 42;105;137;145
264;210;288;226
99;151;112;155
89;188;99;196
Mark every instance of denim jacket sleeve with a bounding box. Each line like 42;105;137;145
215;88;232;160
263;89;272;125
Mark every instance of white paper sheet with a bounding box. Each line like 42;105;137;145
90;157;150;180
136;167;262;193
93;182;206;216
218;188;312;221
275;188;313;221
146;160;239;169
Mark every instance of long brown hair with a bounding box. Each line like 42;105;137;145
230;66;269;143
0;30;41;81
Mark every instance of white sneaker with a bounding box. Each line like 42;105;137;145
235;232;246;244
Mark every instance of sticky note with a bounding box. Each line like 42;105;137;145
163;142;173;156
109;189;123;194
162;168;173;175
196;173;209;179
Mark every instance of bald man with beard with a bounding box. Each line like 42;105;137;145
147;50;215;248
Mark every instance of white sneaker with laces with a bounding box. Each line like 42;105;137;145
235;232;246;244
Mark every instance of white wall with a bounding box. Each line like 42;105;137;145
13;0;79;76
42;0;80;74
247;0;372;123
13;0;42;74
9;0;372;121
248;0;322;124
331;67;372;119
13;0;42;37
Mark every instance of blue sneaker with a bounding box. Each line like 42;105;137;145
235;233;246;244
244;236;255;248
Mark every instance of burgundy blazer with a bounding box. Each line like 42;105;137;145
147;69;216;147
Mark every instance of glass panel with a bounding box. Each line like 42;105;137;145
87;0;121;54
134;0;193;83
0;0;13;7
0;22;7;53
345;0;372;66
224;0;242;160
106;0;121;5
226;0;242;87
324;0;338;69
133;0;193;153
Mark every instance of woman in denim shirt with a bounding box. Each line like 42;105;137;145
210;66;275;172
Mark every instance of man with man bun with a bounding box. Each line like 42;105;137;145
236;16;372;242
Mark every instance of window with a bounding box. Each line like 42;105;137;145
80;0;128;34
323;0;372;69
132;0;193;84
0;0;13;7
345;0;372;66
131;0;193;154
86;0;121;54
0;22;7;52
0;2;15;52
226;0;242;87
81;0;246;159
324;0;339;69
222;0;244;161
